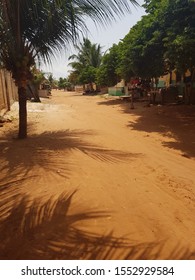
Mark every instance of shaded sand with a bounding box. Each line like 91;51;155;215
0;90;195;259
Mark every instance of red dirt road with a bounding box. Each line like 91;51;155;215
0;90;195;259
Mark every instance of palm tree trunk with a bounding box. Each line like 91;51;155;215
130;91;134;109
18;86;27;139
4;73;11;111
27;84;41;102
189;68;195;104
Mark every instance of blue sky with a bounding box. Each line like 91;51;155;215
41;0;146;79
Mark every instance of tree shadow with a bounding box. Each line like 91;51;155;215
0;128;141;191
0;188;194;260
126;105;195;158
98;98;126;106
98;99;195;158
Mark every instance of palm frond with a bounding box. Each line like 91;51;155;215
0;0;139;71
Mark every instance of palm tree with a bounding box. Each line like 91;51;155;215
0;0;138;138
68;38;104;90
69;38;103;68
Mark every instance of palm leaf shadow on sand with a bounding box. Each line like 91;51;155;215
0;129;141;186
98;99;195;158
0;188;194;260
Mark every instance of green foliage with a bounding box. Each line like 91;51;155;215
58;77;67;89
112;0;195;81
162;0;195;73
79;66;97;85
31;68;46;86
47;74;54;86
96;44;120;86
118;2;167;79
68;72;79;85
68;38;103;85
58;77;72;90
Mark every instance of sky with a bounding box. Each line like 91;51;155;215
41;0;146;79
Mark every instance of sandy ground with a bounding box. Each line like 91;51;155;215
0;90;195;260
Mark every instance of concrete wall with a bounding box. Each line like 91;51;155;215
0;69;17;116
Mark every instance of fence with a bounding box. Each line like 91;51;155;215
0;69;18;116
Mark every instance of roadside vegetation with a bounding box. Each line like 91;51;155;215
68;0;195;102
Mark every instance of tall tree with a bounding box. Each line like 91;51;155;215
96;44;121;86
118;1;166;81
68;38;103;87
143;0;195;103
0;0;139;138
163;0;195;72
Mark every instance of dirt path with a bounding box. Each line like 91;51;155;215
0;90;195;259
